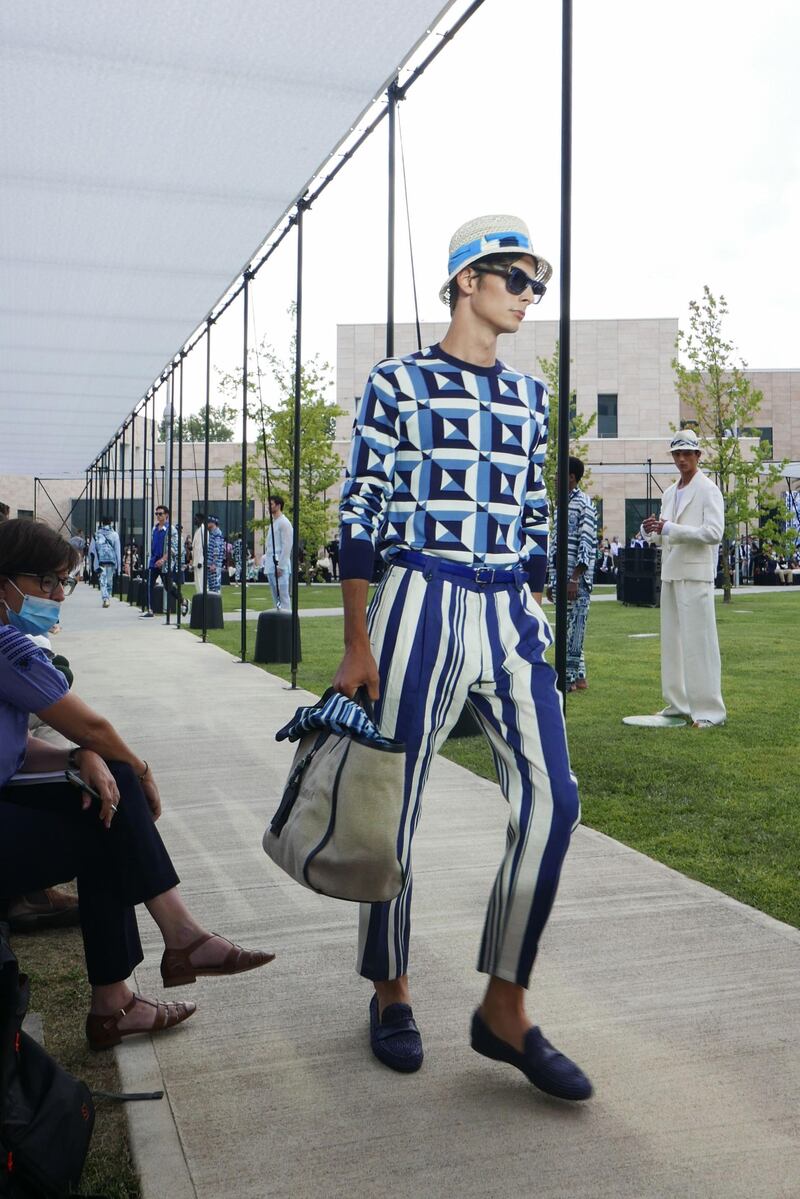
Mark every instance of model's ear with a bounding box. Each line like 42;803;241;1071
454;266;478;301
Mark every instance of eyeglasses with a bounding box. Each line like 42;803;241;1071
472;265;547;303
155;509;166;515
14;572;78;597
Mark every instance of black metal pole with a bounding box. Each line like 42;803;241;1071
555;0;573;703
141;402;148;577
112;438;119;596
165;368;176;625
203;319;212;642
118;425;126;599
240;271;251;662
386;80;397;359
290;201;305;688
176;354;184;628
150;390;156;581
86;468;92;567
129;411;136;583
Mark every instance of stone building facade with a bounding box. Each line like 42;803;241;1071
334;319;800;542
3;318;798;550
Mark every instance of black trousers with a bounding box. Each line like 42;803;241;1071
0;763;179;985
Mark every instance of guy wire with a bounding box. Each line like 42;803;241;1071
249;288;280;581
397;106;422;353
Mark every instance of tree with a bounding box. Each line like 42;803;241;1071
673;286;788;602
537;342;596;510
158;403;237;442
218;324;343;577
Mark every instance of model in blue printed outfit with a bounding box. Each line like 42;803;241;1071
334;215;593;1100
546;456;597;690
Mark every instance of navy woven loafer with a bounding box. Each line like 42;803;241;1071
369;994;424;1073
470;1010;592;1101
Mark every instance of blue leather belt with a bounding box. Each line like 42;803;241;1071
391;549;527;588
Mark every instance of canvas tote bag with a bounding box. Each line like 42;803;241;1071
263;690;406;902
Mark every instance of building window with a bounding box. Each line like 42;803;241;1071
597;394;618;438
743;426;773;456
568;391;577;436
592;497;603;535
16;509;33;520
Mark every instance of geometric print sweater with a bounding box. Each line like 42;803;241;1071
339;343;550;592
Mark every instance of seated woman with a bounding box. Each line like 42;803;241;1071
0;519;273;1051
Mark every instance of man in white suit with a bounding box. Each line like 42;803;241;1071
642;429;726;728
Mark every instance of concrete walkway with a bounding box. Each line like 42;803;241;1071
58;586;799;1199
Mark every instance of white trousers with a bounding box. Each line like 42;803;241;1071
660;580;726;724
267;569;291;610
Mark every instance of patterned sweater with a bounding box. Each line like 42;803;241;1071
339;344;550;591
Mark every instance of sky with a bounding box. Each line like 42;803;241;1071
176;0;800;426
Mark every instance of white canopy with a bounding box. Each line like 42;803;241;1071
1;0;456;477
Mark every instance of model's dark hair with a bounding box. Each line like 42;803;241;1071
448;251;539;314
194;512;205;525
269;495;285;510
568;456;585;483
157;505;170;516
0;519;79;578
99;514;113;526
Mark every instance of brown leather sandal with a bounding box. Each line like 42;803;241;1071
160;932;275;988
86;993;196;1051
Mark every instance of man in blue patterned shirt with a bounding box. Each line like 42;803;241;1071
546;456;597;690
332;215;592;1101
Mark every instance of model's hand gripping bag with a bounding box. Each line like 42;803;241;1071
263;689;406;902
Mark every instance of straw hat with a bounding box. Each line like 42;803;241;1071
670;429;701;452
439;214;552;305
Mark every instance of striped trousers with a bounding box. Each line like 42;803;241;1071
358;558;580;990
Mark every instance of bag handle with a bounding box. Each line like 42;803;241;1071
316;686;376;723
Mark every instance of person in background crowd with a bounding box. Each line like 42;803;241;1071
327;539;340;582
0;519;275;1048
642;429;726;728
610;535;620;559
232;535;243;584
191;513;205;594
88;515;121;609
141;505;188;619
68;529;85;578
546;457;597;691
206;515;225;594
265;496;293;610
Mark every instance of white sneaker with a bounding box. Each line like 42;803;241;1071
102;599;110;608
691;719;723;729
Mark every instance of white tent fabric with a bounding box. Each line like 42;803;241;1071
0;0;457;477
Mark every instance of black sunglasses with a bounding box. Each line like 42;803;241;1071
473;265;547;303
14;571;78;597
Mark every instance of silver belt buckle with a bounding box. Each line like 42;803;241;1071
474;566;495;584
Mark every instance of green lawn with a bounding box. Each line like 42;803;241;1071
183;592;800;928
182;581;347;612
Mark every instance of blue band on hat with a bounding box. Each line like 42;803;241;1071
448;230;532;276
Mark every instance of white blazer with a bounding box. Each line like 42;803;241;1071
645;470;724;583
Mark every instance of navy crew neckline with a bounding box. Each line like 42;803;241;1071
429;343;504;377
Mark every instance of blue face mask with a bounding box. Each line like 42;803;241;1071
5;582;61;637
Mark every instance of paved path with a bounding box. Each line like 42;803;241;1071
58;586;800;1199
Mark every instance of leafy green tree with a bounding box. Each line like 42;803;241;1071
537;342;596;509
158;403;237;442
673;286;788;601
218;326;343;577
